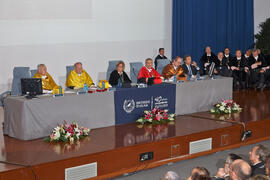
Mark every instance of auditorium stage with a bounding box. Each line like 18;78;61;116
0;90;270;180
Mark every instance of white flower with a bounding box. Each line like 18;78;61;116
65;132;71;139
53;131;60;140
219;106;225;111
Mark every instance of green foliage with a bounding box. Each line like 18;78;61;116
255;18;270;54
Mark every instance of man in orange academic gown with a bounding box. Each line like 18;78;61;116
162;56;186;81
137;58;162;85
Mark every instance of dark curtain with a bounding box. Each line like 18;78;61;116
172;0;254;66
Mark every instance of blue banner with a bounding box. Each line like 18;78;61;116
114;83;176;125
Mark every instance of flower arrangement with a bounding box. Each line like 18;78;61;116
210;100;242;114
136;107;175;125
45;121;90;143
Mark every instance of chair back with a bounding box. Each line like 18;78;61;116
66;66;74;79
106;60;120;81
11;67;31;96
129;62;143;83
156;59;171;74
31;69;37;77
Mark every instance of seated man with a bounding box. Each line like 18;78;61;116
162;56;186;81
247;49;265;88
215;52;232;77
229;159;251;180
229;50;247;90
181;55;199;78
138;58;162;85
109;61;131;86
33;64;59;90
154;48;168;69
66;62;94;89
258;54;270;91
200;46;218;75
249;144;270;176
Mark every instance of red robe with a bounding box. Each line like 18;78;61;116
137;66;162;84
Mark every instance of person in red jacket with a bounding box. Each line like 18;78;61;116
137;58;162;85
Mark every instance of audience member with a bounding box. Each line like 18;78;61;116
249;145;270;176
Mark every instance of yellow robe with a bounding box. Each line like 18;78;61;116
33;72;59;90
66;70;93;88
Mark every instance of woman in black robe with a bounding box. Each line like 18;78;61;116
109;61;131;86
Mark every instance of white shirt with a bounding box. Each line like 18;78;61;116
207;54;211;57
254;56;258;61
245;54;249;59
173;65;178;70
237;57;241;60
225;54;229;58
41;75;47;79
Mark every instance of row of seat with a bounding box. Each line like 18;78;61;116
0;59;172;106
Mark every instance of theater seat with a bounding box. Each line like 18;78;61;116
11;67;31;96
106;60;120;81
130;62;143;83
156;59;171;74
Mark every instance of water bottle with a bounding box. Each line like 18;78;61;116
83;83;88;92
187;75;190;81
117;78;122;88
173;75;177;83
197;71;200;79
102;81;105;89
59;86;62;95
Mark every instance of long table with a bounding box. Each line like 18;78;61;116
3;76;232;140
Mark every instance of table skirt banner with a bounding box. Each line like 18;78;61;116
3;92;115;140
114;83;176;125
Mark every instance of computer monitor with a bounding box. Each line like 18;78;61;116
208;62;215;78
21;78;43;98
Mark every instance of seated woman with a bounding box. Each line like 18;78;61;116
137;58;162;85
109;61;131;86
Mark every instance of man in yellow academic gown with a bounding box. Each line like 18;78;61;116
66;62;94;89
33;64;59;90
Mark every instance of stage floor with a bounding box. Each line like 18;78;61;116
0;90;270;179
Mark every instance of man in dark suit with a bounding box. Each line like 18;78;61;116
249;144;270;176
258;54;270;91
247;49;266;88
215;52;232;77
154;48;168;69
182;55;199;78
200;46;218;75
229;50;247;90
224;47;233;67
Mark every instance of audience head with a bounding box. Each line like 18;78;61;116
224;47;230;55
116;61;125;73
188;167;211;180
229;159;251;180
161;171;180;180
236;50;242;58
205;46;211;55
159;48;165;56
37;64;47;76
74;62;83;74
184;55;192;65
252;49;259;57
224;154;242;174
249;144;270;165
173;56;182;67
145;58;153;69
265;156;270;176
250;174;270;180
218;52;224;60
